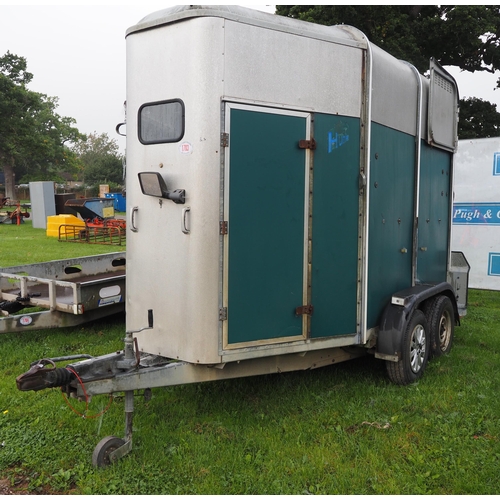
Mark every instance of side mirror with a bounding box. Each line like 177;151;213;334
138;172;185;204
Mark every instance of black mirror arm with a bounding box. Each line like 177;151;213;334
164;189;185;204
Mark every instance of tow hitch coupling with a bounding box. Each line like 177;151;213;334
16;359;74;392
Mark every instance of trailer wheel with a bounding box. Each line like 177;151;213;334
386;309;429;385
424;295;454;358
92;436;126;468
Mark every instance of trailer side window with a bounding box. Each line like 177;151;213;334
138;99;185;144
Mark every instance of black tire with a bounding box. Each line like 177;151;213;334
92;436;126;468
386;309;430;385
423;295;454;358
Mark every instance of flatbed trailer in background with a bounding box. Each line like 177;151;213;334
0;252;125;334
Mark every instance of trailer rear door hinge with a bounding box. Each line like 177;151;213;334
298;138;316;150
295;305;314;316
220;220;228;235
221;133;229;148
219;307;228;321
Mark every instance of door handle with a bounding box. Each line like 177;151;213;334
181;207;190;234
130;206;139;233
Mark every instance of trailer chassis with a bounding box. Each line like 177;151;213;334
16;319;367;466
15;278;467;466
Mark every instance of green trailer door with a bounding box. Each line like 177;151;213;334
416;142;451;283
367;124;416;328
225;106;309;345
310;114;360;338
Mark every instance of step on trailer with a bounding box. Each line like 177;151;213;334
16;6;470;467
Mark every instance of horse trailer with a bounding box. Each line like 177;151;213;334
16;6;469;466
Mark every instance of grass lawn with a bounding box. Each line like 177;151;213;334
0;218;125;267
0;221;499;494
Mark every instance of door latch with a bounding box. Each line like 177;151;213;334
295;305;314;316
298;139;317;150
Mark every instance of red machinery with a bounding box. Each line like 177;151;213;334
0;199;30;225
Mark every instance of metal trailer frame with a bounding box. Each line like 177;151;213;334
15;6;469;467
0;253;125;334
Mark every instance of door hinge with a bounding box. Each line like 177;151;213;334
221;133;229;148
219;307;228;321
220;220;228;235
298;138;316;150
295;305;314;316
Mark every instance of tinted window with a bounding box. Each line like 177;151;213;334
139;99;185;144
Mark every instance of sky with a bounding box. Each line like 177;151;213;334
1;3;500;155
0;3;276;154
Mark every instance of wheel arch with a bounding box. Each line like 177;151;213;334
375;282;458;361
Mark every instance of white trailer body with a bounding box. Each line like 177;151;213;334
125;8;364;365
124;5;461;365
452;137;500;290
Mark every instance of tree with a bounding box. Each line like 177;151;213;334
71;132;124;187
276;6;500;139
458;97;500;139
0;52;84;199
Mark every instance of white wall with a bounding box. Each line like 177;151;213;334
452;137;500;289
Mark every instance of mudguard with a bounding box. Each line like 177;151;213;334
376;282;458;361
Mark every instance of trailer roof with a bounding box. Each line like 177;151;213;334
126;5;368;50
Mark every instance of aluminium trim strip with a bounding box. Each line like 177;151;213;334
358;32;373;345
403;61;423;287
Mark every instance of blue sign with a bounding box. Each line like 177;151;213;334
453;203;500;225
488;253;500;276
493;152;500;176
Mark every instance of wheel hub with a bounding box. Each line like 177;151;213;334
438;311;451;351
410;325;426;373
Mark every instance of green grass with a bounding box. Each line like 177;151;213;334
0;219;124;267
1;223;499;494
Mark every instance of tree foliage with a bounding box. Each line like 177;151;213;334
71;132;124;187
458;97;500;139
0;51;83;199
275;5;500;139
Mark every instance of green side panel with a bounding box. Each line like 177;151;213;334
227;109;306;344
310;115;360;338
417;142;451;283
367;124;415;328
